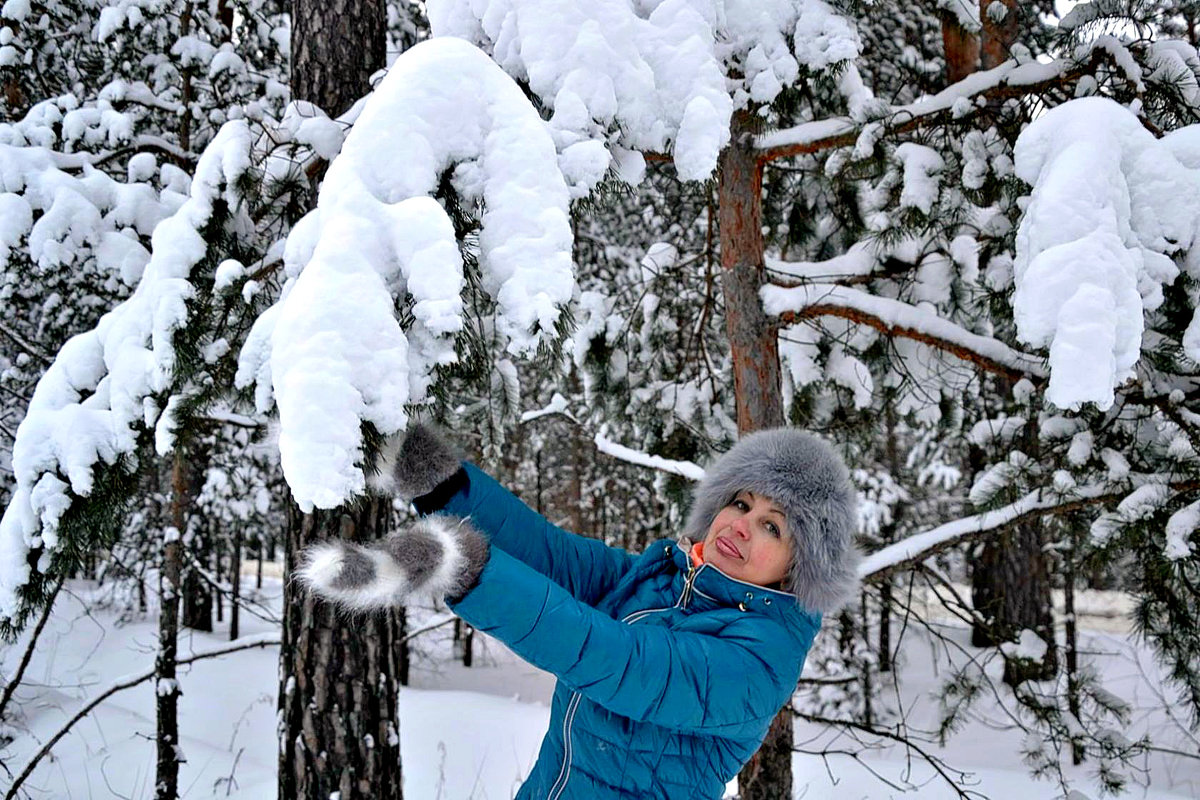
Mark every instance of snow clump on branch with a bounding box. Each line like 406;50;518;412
427;0;860;184
1013;97;1200;411
235;38;574;512
0;121;254;623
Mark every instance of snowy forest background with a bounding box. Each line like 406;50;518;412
2;0;1200;798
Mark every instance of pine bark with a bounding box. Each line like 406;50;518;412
291;0;386;117
277;500;405;800
156;452;188;800
278;4;399;796
229;528;241;641
724;109;791;800
980;0;1020;70
940;10;980;84
179;451;213;632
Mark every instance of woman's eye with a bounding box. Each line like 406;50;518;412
733;499;749;511
766;522;780;538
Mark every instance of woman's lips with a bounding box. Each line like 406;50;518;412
715;535;742;560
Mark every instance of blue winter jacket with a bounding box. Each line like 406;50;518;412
418;463;822;799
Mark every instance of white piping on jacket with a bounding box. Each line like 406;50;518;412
546;548;701;799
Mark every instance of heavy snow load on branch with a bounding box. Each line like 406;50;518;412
1013;97;1200;411
235;38;573;512
427;0;860;185
0;121;254;624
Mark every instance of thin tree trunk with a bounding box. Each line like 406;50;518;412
1064;520;1083;765
397;607;410;687
230;529;241;641
277;500;404;800
256;538;264;590
215;543;224;624
724;108;790;800
877;398;903;673
156;452;189;800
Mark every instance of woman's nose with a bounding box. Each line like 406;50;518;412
732;517;750;538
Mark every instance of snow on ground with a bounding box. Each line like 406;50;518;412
1;576;1197;799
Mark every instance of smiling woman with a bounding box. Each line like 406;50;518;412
700;491;794;586
299;425;860;800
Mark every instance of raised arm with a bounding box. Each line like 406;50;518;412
376;424;633;604
298;512;812;735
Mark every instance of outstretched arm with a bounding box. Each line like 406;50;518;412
380;424;634;604
417;462;634;604
298;513;812;735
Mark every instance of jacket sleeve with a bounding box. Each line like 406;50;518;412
449;546;810;735
414;462;635;606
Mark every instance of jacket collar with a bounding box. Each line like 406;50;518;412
666;540;821;632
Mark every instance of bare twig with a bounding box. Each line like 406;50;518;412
0;579;63;721
794;710;987;799
4;633;281;800
0;322;51;365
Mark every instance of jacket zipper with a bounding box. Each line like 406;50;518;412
547;552;700;799
547;692;582;799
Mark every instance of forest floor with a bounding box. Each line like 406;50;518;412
1;574;1196;799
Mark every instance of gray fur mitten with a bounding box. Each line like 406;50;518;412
298;515;489;609
367;423;462;500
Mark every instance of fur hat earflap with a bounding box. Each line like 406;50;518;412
683;428;859;614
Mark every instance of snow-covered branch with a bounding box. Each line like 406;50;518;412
755;51;1101;162
0;321;51;364
859;478;1200;580
593;432;705;481
235;38;574;512
762;282;1047;382
0;120;255;626
518;396;704;480
48;135;196;171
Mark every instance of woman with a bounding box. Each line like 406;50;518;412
301;424;858;799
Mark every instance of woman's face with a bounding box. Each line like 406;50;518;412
701;490;792;587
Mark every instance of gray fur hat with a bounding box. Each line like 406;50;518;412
683;428;860;614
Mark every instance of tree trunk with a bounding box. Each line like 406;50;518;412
720;112;785;436
156;452;189;800
396;607;410;687
229;528;241;641
877;397;904;673
173;449;212;632
278;500;404;800
278;5;396;795
980;0;1020;70
940;10;980;84
214;544;224;624
1063;519;1083;765
971;416;1057;684
291;0;386;117
724;109;790;800
256;538;264;590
